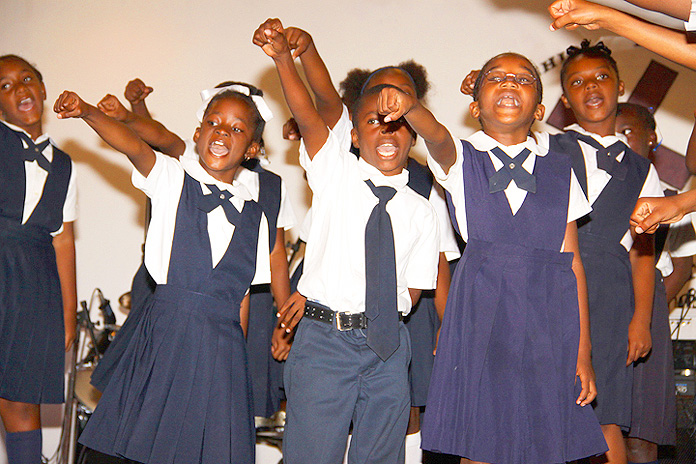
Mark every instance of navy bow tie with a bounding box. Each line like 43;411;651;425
487;146;536;193
197;184;242;225
17;132;51;172
576;134;628;181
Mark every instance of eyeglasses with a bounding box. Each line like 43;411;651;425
483;71;537;86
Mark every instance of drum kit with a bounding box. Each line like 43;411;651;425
54;289;122;464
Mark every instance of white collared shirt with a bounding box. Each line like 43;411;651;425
1;119;78;235
656;213;696;277
538;125;663;251
132;153;270;285
297;129;440;315
182;139;297;230
331;104;460;261
428;130;591;248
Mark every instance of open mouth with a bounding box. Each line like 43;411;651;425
376;143;398;159
209;139;229;157
18;97;34;112
496;92;520;108
585;94;604;108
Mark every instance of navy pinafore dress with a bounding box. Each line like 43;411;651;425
551;131;651;429
0;123;72;404
79;173;262;464
422;140;606;463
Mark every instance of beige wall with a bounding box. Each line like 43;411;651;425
2;1;695;462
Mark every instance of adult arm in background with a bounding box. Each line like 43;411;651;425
549;0;696;70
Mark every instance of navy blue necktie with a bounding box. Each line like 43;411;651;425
364;180;399;361
576;134;628;181
17;132;51;173
197;184;241;225
488;147;536;193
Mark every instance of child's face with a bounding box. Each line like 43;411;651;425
193;96;259;183
365;69;417;99
615;108;656;160
0;58;46;132
351;93;415;176
561;56;624;133
469;55;544;138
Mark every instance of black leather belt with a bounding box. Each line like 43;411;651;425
304;300;402;331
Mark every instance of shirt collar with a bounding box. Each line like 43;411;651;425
357;156;409;190
180;156;254;202
466;130;547;157
1;119;53;154
564;123;628;147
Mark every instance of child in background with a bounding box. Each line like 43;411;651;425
96;82;295;417
615;102;696;464
539;40;662;464
254;18;440;464
413;51;606;463
55;85;272;464
0;54;78;464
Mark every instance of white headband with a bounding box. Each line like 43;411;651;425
196;84;274;123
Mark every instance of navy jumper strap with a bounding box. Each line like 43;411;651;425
364;179;399;361
16;132;51;172
197;184;241;225
487;147;536;193
574;134;628;181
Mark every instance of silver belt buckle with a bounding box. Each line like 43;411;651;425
335;312;350;331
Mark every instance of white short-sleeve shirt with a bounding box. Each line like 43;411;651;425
428;130;591;249
297;130;440;316
1;120;78;235
132;153;270;286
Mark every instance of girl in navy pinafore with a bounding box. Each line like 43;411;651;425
55;87;271;464
0;55;78;464
419;52;607;464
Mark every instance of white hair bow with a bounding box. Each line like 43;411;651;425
196;84;273;123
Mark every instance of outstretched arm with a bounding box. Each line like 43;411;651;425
631;192;696;233
98;94;185;158
54;91;156;176
125;78;153;118
285;27;344;128
623;0;691;21
253;18;329;158
549;0;696;70
378;86;456;171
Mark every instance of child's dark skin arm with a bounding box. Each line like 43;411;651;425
628;233;654;365
564;220;596;405
665;256;693;302
285;27;344;129
54;91;156;177
378;86;457;172
253;18;329;158
240;294;250;338
98;94;186;158
54;222;77;351
433;253;451;354
125;78;153;119
269;228;294;360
